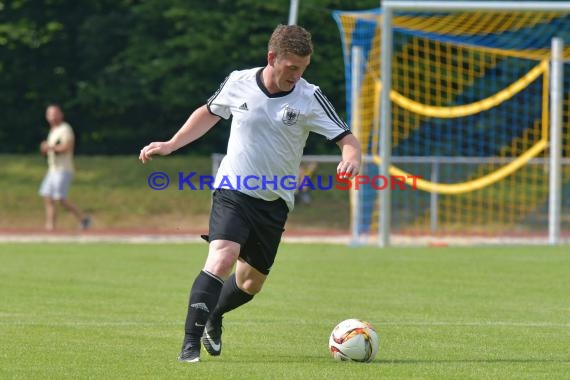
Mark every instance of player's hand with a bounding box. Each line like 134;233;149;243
337;160;360;179
139;141;174;163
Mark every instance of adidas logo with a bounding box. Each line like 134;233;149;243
190;302;209;312
239;102;248;111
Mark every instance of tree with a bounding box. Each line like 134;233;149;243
0;0;379;154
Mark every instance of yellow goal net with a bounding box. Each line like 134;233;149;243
334;7;570;240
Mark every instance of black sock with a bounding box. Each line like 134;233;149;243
183;270;223;345
209;273;254;322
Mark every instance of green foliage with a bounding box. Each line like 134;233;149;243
0;0;378;155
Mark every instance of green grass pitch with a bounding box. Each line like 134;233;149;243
1;243;569;379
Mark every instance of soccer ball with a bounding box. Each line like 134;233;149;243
328;319;379;362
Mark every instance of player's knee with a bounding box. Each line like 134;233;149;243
204;241;240;277
235;271;265;294
238;279;263;295
205;256;235;278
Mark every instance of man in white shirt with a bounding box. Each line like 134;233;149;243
139;24;361;363
39;104;91;231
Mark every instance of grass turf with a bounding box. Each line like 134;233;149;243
0;243;569;379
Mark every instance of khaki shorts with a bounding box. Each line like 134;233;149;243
39;170;74;200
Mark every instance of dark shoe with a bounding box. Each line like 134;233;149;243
178;341;200;363
80;216;91;230
202;317;223;356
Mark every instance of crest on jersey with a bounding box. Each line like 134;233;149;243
282;106;300;126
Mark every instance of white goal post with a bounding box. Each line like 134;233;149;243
376;1;569;246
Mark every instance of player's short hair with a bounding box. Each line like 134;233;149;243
268;24;313;58
46;103;63;112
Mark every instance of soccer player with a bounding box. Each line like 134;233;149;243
139;24;361;363
39;104;91;231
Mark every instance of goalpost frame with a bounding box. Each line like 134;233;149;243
549;38;564;245
377;0;570;246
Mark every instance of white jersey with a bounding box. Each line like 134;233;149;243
46;122;75;172
208;67;350;211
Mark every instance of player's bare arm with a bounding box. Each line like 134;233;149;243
40;141;49;155
40;138;73;154
139;105;221;163
52;138;74;154
336;133;361;179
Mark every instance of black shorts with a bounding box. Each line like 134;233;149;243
203;189;289;275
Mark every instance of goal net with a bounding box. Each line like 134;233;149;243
334;4;570;244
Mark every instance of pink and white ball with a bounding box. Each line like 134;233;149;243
329;319;379;362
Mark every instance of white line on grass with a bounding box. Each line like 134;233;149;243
380;321;570;328
1;320;569;328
